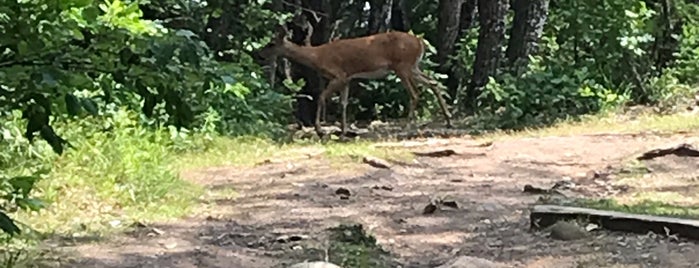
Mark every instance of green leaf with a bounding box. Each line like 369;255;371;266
0;212;20;236
17;198;45;212
65;93;82;116
142;93;157;117
81;6;100;22
81;98;99;115
24;104;49;141
8;176;39;197
221;75;236;84
39;125;67;154
17;41;29;56
175;29;197;39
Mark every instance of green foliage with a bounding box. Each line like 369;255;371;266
5;107;203;237
475;57;630;129
327;223;392;268
459;0;699;129
0;0;292;236
572;198;699;220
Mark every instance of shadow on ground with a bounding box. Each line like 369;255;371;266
46;133;699;268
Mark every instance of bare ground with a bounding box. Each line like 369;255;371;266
45;131;699;268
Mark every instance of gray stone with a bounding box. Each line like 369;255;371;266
288;261;343;268
435;256;507;268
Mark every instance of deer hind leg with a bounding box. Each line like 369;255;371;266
315;78;348;137
396;69;421;129
413;68;454;128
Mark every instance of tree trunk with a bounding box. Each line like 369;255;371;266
289;0;330;127
652;0;682;73
467;0;509;111
435;0;464;106
505;0;550;74
369;0;393;34
444;0;477;106
393;0;411;31
459;0;478;31
390;0;408;31
436;0;463;67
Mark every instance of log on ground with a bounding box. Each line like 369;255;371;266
530;205;699;240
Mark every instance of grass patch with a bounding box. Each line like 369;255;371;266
571;198;699;220
6;109;204;240
174;137;413;171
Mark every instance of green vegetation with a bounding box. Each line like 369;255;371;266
1;0;699;265
326;223;394;268
568;198;699;220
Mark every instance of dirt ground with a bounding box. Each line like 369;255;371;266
48;130;699;268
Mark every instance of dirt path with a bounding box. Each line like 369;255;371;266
54;132;699;268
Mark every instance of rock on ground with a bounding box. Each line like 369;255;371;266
288;261;342;268
436;256;508;268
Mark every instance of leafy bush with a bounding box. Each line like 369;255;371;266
474;57;630;130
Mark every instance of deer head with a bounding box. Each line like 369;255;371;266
258;15;314;61
257;25;292;60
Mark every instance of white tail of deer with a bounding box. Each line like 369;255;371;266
258;24;453;136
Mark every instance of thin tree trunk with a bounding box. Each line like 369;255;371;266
459;0;478;31
436;0;463;66
467;0;509;111
435;0;464;106
505;0;550;74
444;0;477;106
396;0;411;30
369;0;393;34
390;0;408;31
290;0;329;127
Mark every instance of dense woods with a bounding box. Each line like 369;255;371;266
1;0;699;253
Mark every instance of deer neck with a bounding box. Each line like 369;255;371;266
279;42;322;71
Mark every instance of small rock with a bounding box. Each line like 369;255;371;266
549;221;587;241
585;223;600;232
159;241;177;249
335;187;351;196
435;256;507;268
276;235;290;243
477;203;502;212
108;220;121;227
442;200;459;209
288;261;342;268
371;185;393;191
423;203;438;215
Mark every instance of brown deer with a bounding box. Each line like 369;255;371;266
258;24;454;137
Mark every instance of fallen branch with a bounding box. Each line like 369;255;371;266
637;143;699;160
530;205;699;240
362;156;391;169
412;149;458;157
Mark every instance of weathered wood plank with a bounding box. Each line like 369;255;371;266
530;205;699;240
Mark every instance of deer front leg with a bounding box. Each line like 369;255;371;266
340;84;349;136
315;78;347;137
